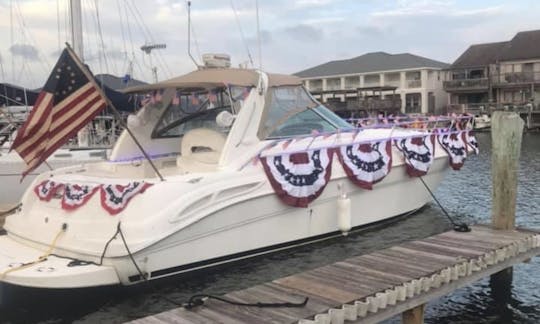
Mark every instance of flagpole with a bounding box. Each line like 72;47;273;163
64;43;165;182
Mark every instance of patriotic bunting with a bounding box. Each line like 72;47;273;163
465;130;479;155
261;148;333;207
33;180;153;215
61;184;99;210
394;135;436;177
100;182;154;215
437;133;467;170
34;180;64;201
337;140;392;190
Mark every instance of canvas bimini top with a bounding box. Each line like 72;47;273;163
122;68;302;93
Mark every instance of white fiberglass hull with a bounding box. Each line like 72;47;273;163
0;155;448;289
0;149;106;210
115;157;448;284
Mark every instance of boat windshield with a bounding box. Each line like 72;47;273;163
258;86;352;139
152;86;251;138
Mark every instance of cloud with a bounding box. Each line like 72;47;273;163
9;44;39;60
284;24;323;42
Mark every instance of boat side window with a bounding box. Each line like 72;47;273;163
259;86;352;139
152;87;248;138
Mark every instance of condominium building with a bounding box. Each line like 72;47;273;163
295;52;449;116
444;29;540;114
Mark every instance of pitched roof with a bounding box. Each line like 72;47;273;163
451;42;508;69
499;30;540;61
294;52;449;78
450;29;540;69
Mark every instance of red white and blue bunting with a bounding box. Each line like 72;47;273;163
394;135;436;177
261;148;333;207
34;180;64;201
61;184;99;210
100;182;153;215
437;133;467;170
336;140;392;190
33;180;153;215
465;130;479;155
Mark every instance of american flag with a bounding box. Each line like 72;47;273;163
11;47;107;177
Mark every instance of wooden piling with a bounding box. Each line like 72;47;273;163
402;304;425;324
490;111;523;305
491;111;524;230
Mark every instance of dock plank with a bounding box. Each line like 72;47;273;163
131;226;540;324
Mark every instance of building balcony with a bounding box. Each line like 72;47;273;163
443;78;489;92
407;80;422;88
491;72;540;86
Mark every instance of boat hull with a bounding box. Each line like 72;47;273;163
113;157;448;284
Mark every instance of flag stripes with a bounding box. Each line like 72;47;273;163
10;47;108;177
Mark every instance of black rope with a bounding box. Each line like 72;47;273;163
417;176;470;232
183;294;309;310
115;222;309;310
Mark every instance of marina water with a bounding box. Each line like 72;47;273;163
1;132;539;324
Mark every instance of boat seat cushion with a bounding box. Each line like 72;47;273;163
177;128;226;172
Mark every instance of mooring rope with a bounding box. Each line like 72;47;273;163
417;176;470;232
0;223;67;279
114;221;309;309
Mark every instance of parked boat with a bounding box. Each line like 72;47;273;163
0;107;117;211
0;63;477;292
474;114;491;130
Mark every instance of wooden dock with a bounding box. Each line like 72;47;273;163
131;225;540;324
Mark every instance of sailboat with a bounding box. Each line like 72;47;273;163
0;50;478;292
0;0;151;211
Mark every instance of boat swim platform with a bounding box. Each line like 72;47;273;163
130;225;540;324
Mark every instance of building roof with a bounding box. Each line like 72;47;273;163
294;52;450;78
451;42;508;69
450;29;540;69
498;30;540;61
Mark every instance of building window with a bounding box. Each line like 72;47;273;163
405;93;421;113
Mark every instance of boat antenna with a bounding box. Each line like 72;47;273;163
255;0;262;69
187;1;200;69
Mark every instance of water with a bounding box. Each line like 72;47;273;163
1;132;539;324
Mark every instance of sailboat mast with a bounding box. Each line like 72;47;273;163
69;0;84;61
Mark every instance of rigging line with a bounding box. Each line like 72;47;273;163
116;0;129;70
188;11;202;62
57;0;61;52
93;0;110;74
13;0;51;74
123;1;144;80
10;0;14;81
230;0;254;67
128;0;172;78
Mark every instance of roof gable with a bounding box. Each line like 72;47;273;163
294;52;449;78
498;30;540;61
451;42;508;69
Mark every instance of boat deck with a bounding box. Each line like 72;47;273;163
130;225;540;324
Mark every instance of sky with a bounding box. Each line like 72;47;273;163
0;0;539;89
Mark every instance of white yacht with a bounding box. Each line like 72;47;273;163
0;61;475;292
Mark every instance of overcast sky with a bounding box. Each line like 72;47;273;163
0;0;539;88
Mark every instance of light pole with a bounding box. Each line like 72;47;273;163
140;43;166;83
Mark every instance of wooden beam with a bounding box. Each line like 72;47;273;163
491;111;524;230
402;304;425;324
